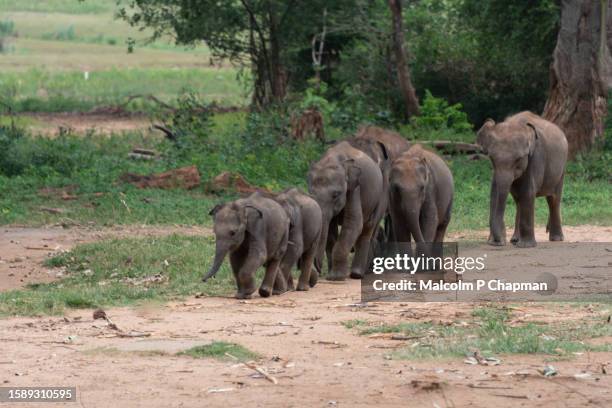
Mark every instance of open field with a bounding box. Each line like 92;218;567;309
0;1;246;111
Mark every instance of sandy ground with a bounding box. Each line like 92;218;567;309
0;225;611;407
19;113;155;136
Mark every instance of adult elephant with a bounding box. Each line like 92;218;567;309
476;111;568;248
308;141;385;280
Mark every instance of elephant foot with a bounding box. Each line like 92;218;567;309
296;283;309;291
258;286;272;298
510;233;519;243
487;237;506;246
549;232;564;242
309;274;318;288
349;271;364;280
235;292;253;300
513;239;537;248
272;288;286;296
326;273;347;282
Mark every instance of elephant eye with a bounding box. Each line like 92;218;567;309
332;191;341;199
229;230;236;236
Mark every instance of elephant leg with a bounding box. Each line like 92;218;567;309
510;189;520;243
273;271;288;295
297;244;317;290
236;251;265;299
277;243;300;293
515;187;536;248
259;258;281;298
230;244;248;293
350;223;376;279
421;204;439;243
325;217;339;275
434;200;452;243
546;180;564;241
329;192;363;281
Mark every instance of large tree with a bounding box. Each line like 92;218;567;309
388;0;420;119
543;0;611;156
118;0;342;107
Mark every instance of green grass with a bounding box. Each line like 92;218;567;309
0;65;245;112
0;121;610;228
0;0;115;14
0;234;237;316
345;307;612;360
179;342;259;362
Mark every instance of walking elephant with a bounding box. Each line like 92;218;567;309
273;188;322;292
308;141;385;280
202;193;289;299
476;111;568;247
389;144;453;244
348;125;412;242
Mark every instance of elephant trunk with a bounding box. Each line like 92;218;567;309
489;172;513;245
406;209;425;243
202;242;230;282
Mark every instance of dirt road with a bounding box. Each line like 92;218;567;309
0;225;611;407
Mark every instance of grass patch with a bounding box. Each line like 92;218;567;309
346;306;612;360
0;234;236;316
0;64;244;112
179;341;259;362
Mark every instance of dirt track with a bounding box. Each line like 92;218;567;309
0;225;611;407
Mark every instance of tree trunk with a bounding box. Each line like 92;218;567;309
388;0;420;120
543;0;610;157
268;7;287;103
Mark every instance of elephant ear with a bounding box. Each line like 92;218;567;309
209;203;224;216
525;123;540;157
476;119;496;154
376;141;389;161
244;204;263;219
419;156;430;185
343;158;362;190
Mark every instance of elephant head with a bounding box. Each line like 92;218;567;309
307;152;361;270
390;155;431;242
202;201;262;282
477;118;540;245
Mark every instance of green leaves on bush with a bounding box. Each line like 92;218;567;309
411;90;472;132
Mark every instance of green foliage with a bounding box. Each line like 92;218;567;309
0;20;15;37
411;90;472;132
298;79;335;117
0;68;244;113
0;235;235;316
179;342;259;361
42;25;77;41
347;306;612;359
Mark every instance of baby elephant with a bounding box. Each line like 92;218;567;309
389;145;454;244
202;193;289;299
477;111;568;247
273;188;322;292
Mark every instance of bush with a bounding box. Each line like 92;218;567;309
411;90;472;132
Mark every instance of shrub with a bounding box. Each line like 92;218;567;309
411;90;472;132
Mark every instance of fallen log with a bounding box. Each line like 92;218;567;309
421;140;483;155
207;171;270;195
120;165;200;190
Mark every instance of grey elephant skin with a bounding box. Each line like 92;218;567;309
389;144;454;245
308;141;386;280
202;193;289;299
348;125;412;243
273;188;322;292
476;111;568;248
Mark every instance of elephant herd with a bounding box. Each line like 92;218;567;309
203;111;568;299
